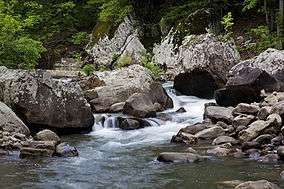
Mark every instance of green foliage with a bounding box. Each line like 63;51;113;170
249;26;279;52
82;64;95;76
221;12;234;40
242;0;258;12
71;32;88;45
141;51;162;78
115;55;132;69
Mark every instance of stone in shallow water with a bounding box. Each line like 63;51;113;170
234;180;280;189
157;152;208;163
212;136;238;145
55;142;78;157
207;147;232;157
34;129;61;144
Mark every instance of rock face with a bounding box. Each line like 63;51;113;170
215;48;284;106
0;67;94;132
153;33;240;98
0;102;30;136
87;65;173;114
86;16;145;69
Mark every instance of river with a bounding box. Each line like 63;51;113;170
0;82;283;189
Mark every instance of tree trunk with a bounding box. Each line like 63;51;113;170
278;0;284;49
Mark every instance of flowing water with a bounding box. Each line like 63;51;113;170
0;82;284;189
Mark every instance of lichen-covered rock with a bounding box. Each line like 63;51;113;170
153;33;240;98
86;16;145;68
0;67;94;132
0;102;30;136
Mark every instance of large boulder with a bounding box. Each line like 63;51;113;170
88;65;173;114
215;49;284;106
86;16;145;69
34;129;60;144
153;33;240;98
0;67;94;132
0;102;30;136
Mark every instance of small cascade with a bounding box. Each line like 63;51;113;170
103;116;118;128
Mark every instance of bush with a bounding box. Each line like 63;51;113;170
115;55;132;68
71;32;88;45
221;12;234;40
82;64;95;76
141;51;163;78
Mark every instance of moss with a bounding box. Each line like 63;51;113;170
90;21;118;46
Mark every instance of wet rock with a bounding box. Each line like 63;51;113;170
272;136;284;146
233;103;260;115
277;146;284;160
157;152;208;163
176;107;186;113
179;122;211;135
212;136;238;145
257;107;271;120
0;67;94;132
55;142;79;157
217;180;243;188
171;132;198;145
235;180;280;189
280;170;284;180
109;102;125;113
271;101;284;120
242;141;261;151
258;154;279;163
238;120;273;142
204;106;234;124
34;129;60;143
20;141;57;158
154;33;239;97
123;93;157;118
245;149;261;160
233;149;245;158
0;102;30;136
253;134;273;145
233;114;255;128
119;118;141;130
195;126;225;140
207;147;232;157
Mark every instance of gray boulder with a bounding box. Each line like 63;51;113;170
215;48;284;106
157;152;208;163
195;126;225;140
212;136;238;145
89;65;173;114
204;105;234;124
153;33;240;98
34;129;60;143
86;16;145;68
0;102;30;136
0;67;94;132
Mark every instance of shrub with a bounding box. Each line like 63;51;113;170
141;51;163;78
221;12;234;40
71;32;88;45
115;55;132;69
82;64;95;76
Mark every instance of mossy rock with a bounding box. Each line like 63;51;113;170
90;21;118;46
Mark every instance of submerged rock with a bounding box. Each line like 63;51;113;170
20;141;57;158
153;33;240;98
234;180;280;189
157;152;208;163
0;67;94;132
